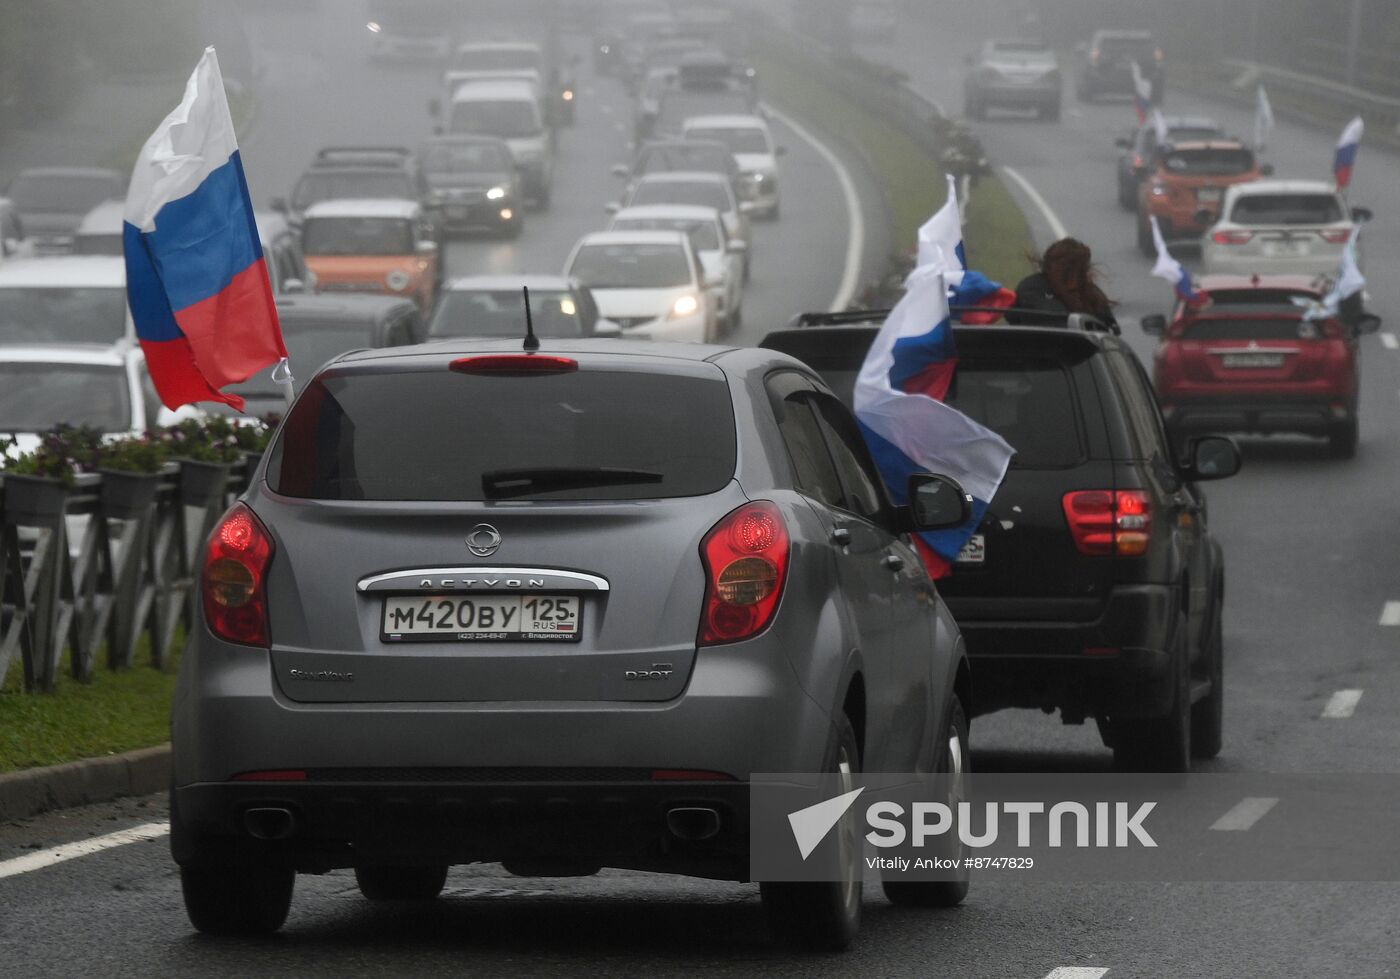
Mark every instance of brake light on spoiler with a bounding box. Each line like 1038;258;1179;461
451;355;578;376
1062;491;1152;557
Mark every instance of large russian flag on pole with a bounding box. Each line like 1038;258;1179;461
1333;116;1364;191
855;269;1014;578
1130;61;1153;126
123;47;286;411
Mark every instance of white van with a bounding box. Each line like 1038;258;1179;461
446;79;554;208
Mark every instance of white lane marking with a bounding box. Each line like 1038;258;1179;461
1043;969;1110;979
1381;601;1400;626
1322;689;1363;718
762;103;863;312
1380;332;1398;350
1210;797;1279;832
1000;165;1069;241
0;821;170;881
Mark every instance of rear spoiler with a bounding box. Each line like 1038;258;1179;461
789;306;1121;335
315;146;412;159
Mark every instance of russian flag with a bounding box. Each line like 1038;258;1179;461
855;269;1014;579
1149;216;1205;306
917;174;967;275
123;48;286;412
1334;116;1364;191
1131;61;1153;126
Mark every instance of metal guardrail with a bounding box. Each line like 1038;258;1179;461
0;457;257;693
1218;59;1400;140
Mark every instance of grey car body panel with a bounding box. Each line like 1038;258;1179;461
172;339;966;875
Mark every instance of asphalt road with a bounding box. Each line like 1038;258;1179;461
3;3;1400;977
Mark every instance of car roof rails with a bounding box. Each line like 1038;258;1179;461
790;306;1120;335
314;146;413;163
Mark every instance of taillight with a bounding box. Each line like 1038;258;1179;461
1211;230;1254;245
202;503;274;646
451;355;578;375
698;501;789;646
1319;228;1352;244
1062;491;1152;557
1089;48;1100;63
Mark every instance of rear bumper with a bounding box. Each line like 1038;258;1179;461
1161;396;1352;436
436;198;519;231
974;83;1059;105
172;777;751;878
952;584;1178;719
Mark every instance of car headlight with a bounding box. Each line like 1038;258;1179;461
1151;183;1168;197
367;21;382;33
560;298;576;316
385;270;412;291
562;89;575;102
668;294;700;319
486;185;507;200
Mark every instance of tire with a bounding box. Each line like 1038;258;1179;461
1190;581;1225;760
761;710;863;952
1118;175;1138;211
1113;615;1191;773
181;859;295;935
1328;416;1358;458
355;865;449;901
882;695;971;908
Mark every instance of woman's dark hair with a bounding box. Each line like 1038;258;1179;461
1034;238;1114;319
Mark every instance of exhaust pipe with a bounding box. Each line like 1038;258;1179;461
666;806;721;842
244;807;297;841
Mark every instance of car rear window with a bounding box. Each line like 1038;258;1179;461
268;368;737;501
1099;36;1155;59
1230;194;1343;225
1161;149;1254;176
1181;317;1310;341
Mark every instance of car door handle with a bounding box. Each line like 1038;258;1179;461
830;528;851;546
882;553;905;572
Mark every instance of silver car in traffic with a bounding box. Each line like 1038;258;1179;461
171;339;973;949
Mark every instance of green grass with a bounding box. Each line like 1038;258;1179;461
0;637;179;774
750;46;1034;288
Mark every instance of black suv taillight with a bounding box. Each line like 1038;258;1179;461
1062;490;1151;556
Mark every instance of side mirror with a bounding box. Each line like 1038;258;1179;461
592;318;623;338
1141;313;1167;336
416;240;438;256
610;163;629;178
428;97;442;119
1352;206;1373;224
1182;435;1242;482
1355;312;1382;335
604;201;620;214
269;196;289;214
1260;162;1275;176
280;277;306;295
907;474;973;531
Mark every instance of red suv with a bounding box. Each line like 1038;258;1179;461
1144;275;1380;458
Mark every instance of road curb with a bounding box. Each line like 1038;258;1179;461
0;744;169;823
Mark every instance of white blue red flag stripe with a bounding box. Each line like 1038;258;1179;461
123;47;286;411
1254;85;1275;153
1304;225;1365;322
1334;116;1364;190
1149;216;1204;306
855;269;1013;578
1130;61;1153;125
916;174;966;277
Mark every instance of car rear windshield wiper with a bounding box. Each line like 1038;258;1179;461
481;466;665;499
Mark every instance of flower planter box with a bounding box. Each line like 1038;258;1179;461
176;459;232;507
97;469;163;521
0;472;72;526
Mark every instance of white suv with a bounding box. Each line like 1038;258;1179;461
682;114;786;219
1203;180;1365;278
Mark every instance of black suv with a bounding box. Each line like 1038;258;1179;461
1076;29;1164;104
278;147;436;230
762;311;1241;771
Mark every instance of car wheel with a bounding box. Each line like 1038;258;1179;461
1136;217;1155;257
181;858;295;935
882;694;970;908
1328;415;1359;458
1113;615;1191;773
1190;578;1225;760
760;710;862;952
355;865;449;901
1118;177;1138;211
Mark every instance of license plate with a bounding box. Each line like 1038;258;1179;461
1262;240;1307;257
381;595;582;642
447;205;469;218
955;534;986;565
1222;353;1284;368
1196;188;1223;204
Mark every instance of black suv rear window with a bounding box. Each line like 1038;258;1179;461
944;358;1085;468
269;368;737;501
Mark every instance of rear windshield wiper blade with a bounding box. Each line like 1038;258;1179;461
481;467;665;500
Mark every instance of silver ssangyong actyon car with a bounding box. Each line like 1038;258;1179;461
171;339;973;950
